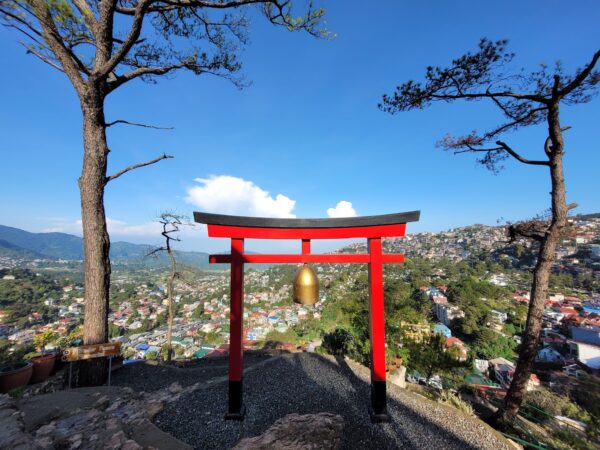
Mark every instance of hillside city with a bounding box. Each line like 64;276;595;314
1;214;600;449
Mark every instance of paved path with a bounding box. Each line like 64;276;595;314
115;352;513;450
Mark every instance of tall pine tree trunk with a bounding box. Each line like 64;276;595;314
78;88;111;386
494;102;568;422
166;248;176;362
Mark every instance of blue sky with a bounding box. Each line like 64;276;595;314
1;1;599;253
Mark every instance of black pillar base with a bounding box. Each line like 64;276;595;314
370;380;391;423
225;380;245;421
369;409;391;423
224;407;245;421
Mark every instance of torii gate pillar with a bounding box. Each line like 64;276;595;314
194;210;420;423
368;237;387;420
228;237;244;417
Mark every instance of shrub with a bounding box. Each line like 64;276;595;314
322;328;353;356
33;331;59;351
435;390;474;416
526;387;588;423
552;428;595;450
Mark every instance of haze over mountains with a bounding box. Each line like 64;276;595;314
0;224;213;269
2;213;599;270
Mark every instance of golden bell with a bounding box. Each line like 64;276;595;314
293;264;319;305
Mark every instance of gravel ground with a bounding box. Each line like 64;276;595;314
111;352;272;393
115;353;513;450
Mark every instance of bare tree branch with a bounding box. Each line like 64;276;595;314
106;153;174;182
430;91;547;103
559;49;600;97
481;106;547;141
18;41;65;73
107;63;184;91
93;0;117;68
488;91;520;121
115;0;277;16
105;119;174;130
495;141;551;166
147;246;167;257
107;62;235;92
0;7;44;39
112;37;146;45
71;0;97;30
97;0;151;76
29;0;90;91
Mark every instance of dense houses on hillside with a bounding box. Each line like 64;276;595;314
540;297;597;372
419;276;600;393
388;216;600;277
107;270;328;361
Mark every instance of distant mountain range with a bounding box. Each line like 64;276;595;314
0;224;215;269
3;212;598;270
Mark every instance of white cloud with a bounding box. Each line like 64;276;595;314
185;175;296;218
41;218;171;238
106;218;164;237
40;220;82;235
326;201;357;218
41;227;66;233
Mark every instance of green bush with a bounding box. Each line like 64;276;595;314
526;387;589;423
552;428;595;450
322;328;352;356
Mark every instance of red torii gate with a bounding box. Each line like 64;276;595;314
194;210;420;422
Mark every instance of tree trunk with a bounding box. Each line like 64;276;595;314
492;102;568;424
78;87;111;386
166;248;176;362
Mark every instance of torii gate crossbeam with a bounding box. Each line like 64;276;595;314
194;210;420;423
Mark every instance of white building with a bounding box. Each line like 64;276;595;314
434;302;464;327
489;274;509;286
570;341;600;369
490;310;508;323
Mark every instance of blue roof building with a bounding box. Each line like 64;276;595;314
583;301;600;315
433;323;452;338
571;325;600;346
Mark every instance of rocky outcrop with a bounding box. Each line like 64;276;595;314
0;394;34;450
10;381;195;449
233;413;344;450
